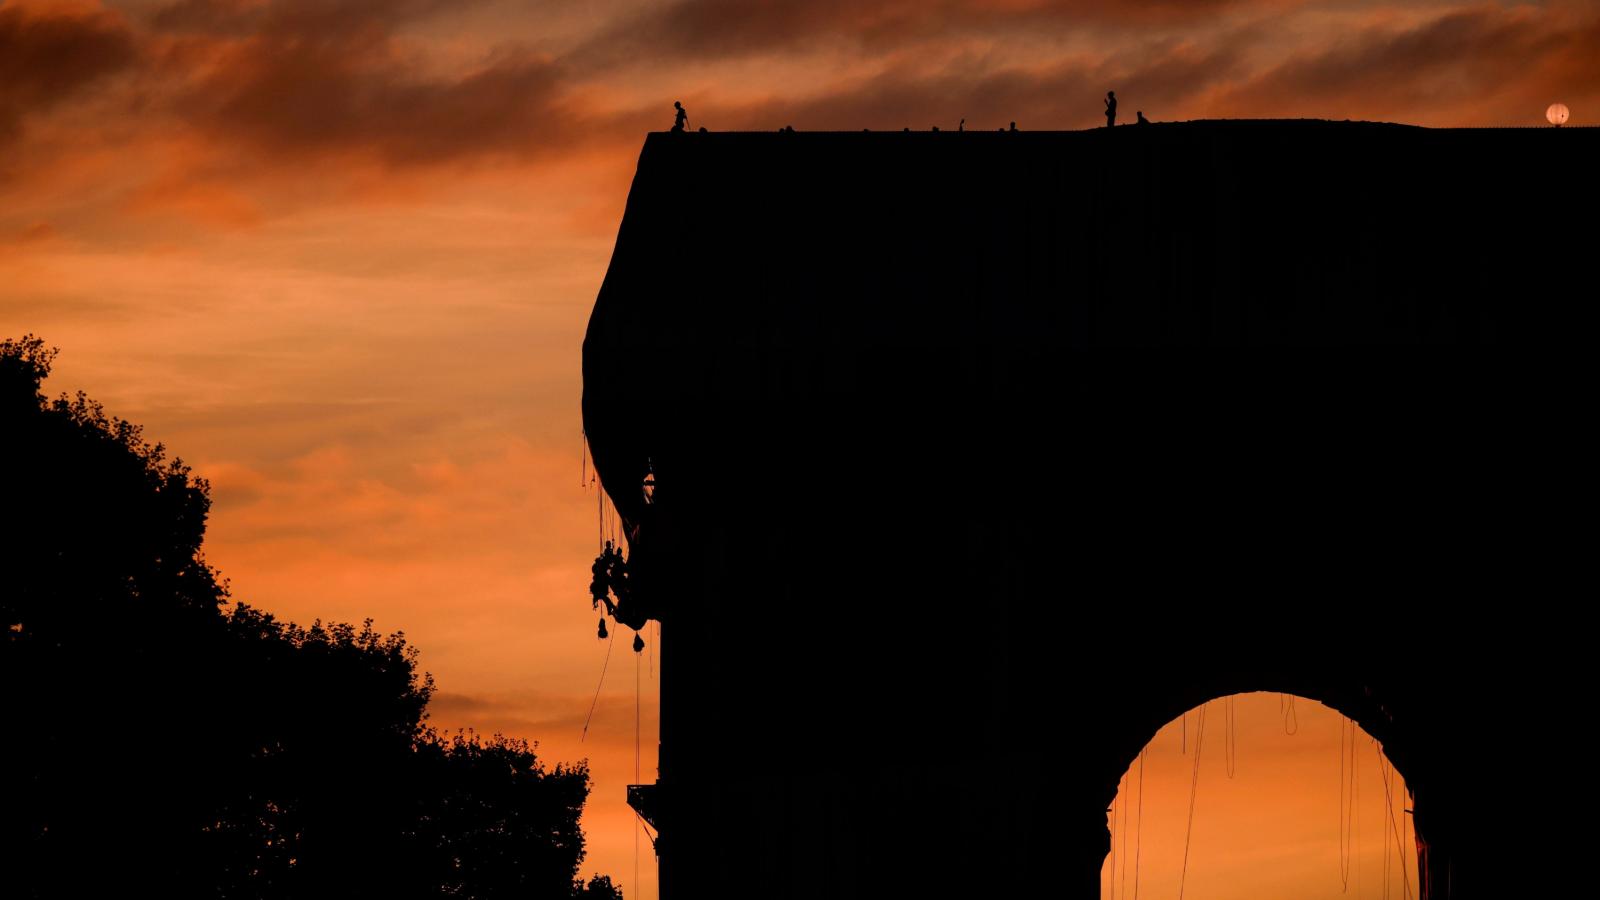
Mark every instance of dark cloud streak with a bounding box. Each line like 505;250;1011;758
185;38;576;166
1214;5;1600;122
675;41;1244;132
150;0;474;37
5;0;1595;204
0;6;138;146
571;0;1258;69
141;0;606;170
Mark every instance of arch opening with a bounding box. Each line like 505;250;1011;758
1101;692;1420;900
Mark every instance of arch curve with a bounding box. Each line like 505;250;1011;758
1101;689;1423;899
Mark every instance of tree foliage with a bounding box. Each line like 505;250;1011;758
0;336;620;899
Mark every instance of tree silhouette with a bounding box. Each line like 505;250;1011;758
1;336;621;899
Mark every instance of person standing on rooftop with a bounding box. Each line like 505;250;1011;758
1105;91;1117;128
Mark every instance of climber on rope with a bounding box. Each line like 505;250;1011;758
608;549;630;608
590;541;617;615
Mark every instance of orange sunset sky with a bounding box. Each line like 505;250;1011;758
2;1;1594;896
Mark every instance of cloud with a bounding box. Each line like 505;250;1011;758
571;0;1265;69
181;41;575;166
657;2;1598;130
141;0;590;168
1;220;57;246
667;38;1244;132
1212;4;1600;123
0;4;137;145
3;1;1594;232
148;0;464;37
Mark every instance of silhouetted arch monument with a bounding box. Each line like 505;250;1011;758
583;121;1593;898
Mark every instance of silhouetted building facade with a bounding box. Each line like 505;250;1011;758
583;122;1595;899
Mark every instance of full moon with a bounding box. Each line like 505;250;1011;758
1547;103;1570;126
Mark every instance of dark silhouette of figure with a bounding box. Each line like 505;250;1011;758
672;101;688;132
589;548;611;611
590;540;631;622
609;550;630;607
1137;111;1150;125
1009;121;1018;132
959;118;965;132
699;126;708;133
1105;91;1118;127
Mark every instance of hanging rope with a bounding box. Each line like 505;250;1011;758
1355;733;1363;896
1225;695;1237;778
1107;789;1117;900
1119;770;1130;900
1177;703;1207;900
1404;789;1418;900
635;649;642;784
1420;830;1430;900
1340;717;1351;891
1383;757;1392;900
633;809;658;847
1113;771;1126;896
1378;745;1415;900
1285;695;1299;735
634;649;641;900
1133;747;1144;900
580;628;617;741
581;430;588;488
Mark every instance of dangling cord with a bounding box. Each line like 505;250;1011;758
635;646;642;784
1182;711;1187;755
1378;752;1413;900
1225;695;1237;778
1115;775;1125;900
1285;695;1299;735
1340;717;1351;891
581;429;588;488
1119;770;1130;900
1355;734;1362;896
1107;782;1118;900
1404;787;1417;900
581;628;616;741
1177;703;1207;900
1133;747;1144;900
634;648;641;900
1382;756;1392;900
